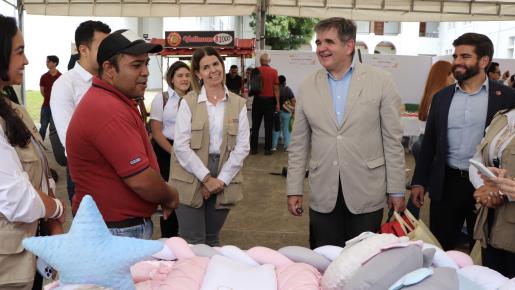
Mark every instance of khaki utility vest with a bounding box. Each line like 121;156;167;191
170;91;245;209
0;99;47;286
474;113;515;253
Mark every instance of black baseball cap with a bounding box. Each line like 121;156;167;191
97;29;162;66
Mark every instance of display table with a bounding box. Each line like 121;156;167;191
400;112;424;137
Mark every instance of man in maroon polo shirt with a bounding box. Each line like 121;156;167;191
250;53;280;155
66;29;179;239
39;55;61;140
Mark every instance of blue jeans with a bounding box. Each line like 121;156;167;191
272;111;292;150
108;219;153;239
39;106;52;140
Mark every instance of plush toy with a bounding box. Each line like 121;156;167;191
35;220;515;290
276;263;322;290
135;257;209;290
191;244;220;258
247;246;294;267
457;265;509;290
422;243;458;269
389;267;459;290
344;244;428;290
313;245;344;261
218;245;259;266
445;250;474;268
200;255;276;290
23;195;163;290
278;246;331;272
322;233;401;290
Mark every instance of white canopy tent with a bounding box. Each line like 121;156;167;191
19;0;515;21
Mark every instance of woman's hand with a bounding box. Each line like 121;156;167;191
203;177;225;194
489;167;515;200
474;184;504;208
201;185;211;200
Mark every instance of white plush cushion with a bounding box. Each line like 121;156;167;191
152;242;176;261
44;283;111;290
422;243;458;270
322;233;400;290
220;245;259;266
499;278;515;290
458;272;486;290
458;266;509;290
342;232;377;249
200;255;277;290
313;245;343;261
191;244;220;258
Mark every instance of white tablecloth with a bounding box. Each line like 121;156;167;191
401;116;425;137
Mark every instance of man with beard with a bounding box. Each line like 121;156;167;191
411;33;515;251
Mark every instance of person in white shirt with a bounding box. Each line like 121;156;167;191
50;20;110;202
0;15;65;290
170;47;250;246
149;60;191;238
150;61;191;180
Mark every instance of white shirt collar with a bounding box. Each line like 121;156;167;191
74;61;93;82
197;85;230;103
167;86;180;99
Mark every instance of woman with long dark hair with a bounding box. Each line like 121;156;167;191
149;60;191;238
411;60;454;158
170;47;250;246
0;15;65;290
418;61;454;122
412;61;454;156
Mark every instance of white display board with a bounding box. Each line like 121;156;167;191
361;54;434;104
255;50;322;98
256;51;434;105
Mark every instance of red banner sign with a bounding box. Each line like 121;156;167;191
165;31;235;48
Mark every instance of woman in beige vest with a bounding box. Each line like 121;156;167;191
0;15;65;290
170;47;250;246
469;107;515;278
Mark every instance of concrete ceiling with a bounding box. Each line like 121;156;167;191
22;0;515;21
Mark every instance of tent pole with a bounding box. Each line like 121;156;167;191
1;0;16;8
17;0;26;105
256;0;266;50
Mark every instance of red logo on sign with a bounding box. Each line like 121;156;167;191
167;32;182;47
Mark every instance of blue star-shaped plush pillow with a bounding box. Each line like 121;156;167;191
23;195;163;290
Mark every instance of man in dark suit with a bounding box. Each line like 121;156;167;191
411;33;515;251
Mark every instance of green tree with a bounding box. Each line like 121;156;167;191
250;15;318;50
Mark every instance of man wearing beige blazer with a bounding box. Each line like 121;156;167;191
287;17;406;248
